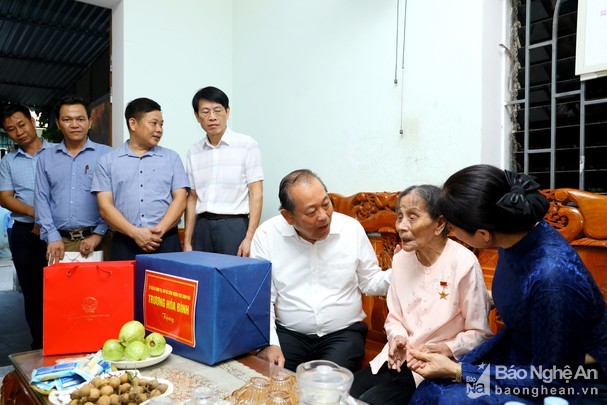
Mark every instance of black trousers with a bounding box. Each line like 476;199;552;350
9;221;47;349
276;321;367;373
109;228;181;260
350;362;417;405
194;216;248;256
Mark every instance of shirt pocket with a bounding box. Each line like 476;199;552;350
151;175;172;196
148;161;173;196
319;261;357;288
81;170;94;192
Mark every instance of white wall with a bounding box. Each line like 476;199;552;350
111;0;233;159
233;0;507;216
105;0;508;221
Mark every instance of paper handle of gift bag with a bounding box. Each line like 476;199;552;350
66;264;113;278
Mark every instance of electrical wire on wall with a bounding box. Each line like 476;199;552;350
395;0;409;135
394;0;401;85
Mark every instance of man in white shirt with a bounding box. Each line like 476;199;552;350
184;86;263;257
250;169;392;371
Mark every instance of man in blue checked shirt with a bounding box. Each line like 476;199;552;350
91;98;189;260
0;103;52;349
35;96;112;264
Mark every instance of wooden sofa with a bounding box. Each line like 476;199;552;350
329;188;607;366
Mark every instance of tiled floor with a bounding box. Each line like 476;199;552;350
0;258;32;368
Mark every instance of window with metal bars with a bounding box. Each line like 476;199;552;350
509;0;607;193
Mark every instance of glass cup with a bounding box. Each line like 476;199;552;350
193;386;217;402
267;390;291;405
235;376;271;404
270;371;298;404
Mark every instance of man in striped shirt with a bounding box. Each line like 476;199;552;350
184;86;263;257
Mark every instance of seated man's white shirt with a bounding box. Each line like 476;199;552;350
251;212;392;346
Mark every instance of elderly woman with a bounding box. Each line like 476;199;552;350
349;185;492;404
408;165;607;404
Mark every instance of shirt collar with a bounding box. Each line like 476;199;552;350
15;138;52;157
204;127;232;148
276;212;343;242
118;140;163;157
56;138;96;155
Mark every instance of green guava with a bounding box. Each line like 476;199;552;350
145;332;167;357
101;338;124;361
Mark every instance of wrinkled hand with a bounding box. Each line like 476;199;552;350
80;233;103;257
32;223;40;236
237;237;252;257
47;240;66;264
257;345;285;367
387;335;407;372
132;227;163;252
420;342;454;359
406;346;459;379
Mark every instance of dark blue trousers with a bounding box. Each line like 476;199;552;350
109;227;181;261
10;221;47;349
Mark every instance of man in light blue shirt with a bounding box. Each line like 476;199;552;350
91;98;189;260
0;103;51;349
35;96;112;264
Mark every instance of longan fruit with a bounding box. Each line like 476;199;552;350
119;373;129;384
100;385;114;396
158;383;168;393
119;383;131;394
147;379;158;391
109;393;121;405
98;395;111;405
80;385;92;397
109;376;121;389
89;387;101;400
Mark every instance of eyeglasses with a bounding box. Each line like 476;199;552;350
199;107;226;117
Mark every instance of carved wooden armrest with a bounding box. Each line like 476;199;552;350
542;188;607;242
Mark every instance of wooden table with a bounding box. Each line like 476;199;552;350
0;350;288;404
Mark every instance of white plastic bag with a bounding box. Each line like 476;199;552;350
58;251;104;263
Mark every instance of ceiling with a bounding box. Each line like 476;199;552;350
0;0;110;109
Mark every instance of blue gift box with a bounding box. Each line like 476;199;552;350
135;251;271;365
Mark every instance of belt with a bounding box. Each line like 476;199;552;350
13;220;35;227
197;212;248;220
59;227;95;241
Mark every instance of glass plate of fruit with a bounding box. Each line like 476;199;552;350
48;370;173;404
98;320;173;369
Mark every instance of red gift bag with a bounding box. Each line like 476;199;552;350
43;261;135;355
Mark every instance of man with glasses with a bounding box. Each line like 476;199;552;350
183;86;263;257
